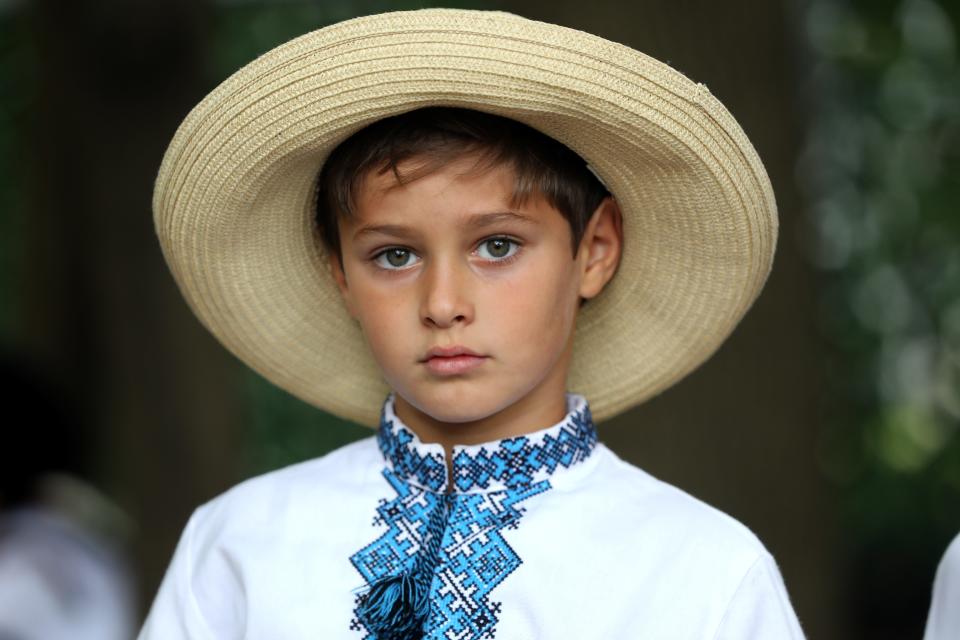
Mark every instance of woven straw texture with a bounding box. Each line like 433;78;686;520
153;8;777;427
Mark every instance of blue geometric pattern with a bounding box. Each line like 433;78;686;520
349;394;599;639
451;404;596;492
374;394;597;494
350;470;446;583
427;483;551;638
374;412;448;493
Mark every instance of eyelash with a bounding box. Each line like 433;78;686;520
371;236;523;271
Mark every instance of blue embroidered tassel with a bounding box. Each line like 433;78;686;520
356;493;451;639
356;570;430;640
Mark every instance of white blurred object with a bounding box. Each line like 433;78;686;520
0;474;135;640
924;532;960;640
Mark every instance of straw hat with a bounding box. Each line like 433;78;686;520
153;8;777;427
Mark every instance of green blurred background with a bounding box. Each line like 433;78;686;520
1;0;958;637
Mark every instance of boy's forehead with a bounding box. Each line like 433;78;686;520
353;154;522;216
344;157;563;239
350;210;541;242
360;151;511;194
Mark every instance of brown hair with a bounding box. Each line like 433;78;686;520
314;106;610;267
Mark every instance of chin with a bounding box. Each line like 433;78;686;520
404;384;512;424
423;407;490;424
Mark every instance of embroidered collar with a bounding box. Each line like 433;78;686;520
375;392;598;494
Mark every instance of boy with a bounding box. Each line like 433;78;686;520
140;8;805;639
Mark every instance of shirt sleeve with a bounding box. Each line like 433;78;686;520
924;533;960;640
712;552;806;640
137;507;222;640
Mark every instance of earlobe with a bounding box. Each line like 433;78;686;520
578;196;624;300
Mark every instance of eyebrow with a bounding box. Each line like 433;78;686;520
353;210;538;240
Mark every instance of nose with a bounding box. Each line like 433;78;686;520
420;257;474;329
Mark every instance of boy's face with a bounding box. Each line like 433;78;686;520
330;153;620;429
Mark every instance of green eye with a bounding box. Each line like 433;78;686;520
478;238;519;260
386;249;410;266
374;248;418;269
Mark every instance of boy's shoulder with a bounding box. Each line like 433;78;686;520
579;447;802;636
231;433;381;497
585;443;774;564
189;434;381;533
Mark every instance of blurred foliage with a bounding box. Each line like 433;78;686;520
0;12;35;341
798;0;960;633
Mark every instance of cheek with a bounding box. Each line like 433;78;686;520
489;259;578;353
349;280;413;359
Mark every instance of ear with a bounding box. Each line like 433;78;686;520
577;196;623;300
328;252;358;319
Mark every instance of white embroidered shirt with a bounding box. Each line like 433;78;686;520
139;392;805;639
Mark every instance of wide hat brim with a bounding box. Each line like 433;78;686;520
153;8;777;427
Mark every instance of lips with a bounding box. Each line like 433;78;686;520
421;345;488;376
422;345;483;360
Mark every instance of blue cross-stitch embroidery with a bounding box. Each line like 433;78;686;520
451;405;597;492
350;469;550;639
349;395;598;639
373;396;597;493
374;414;448;492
